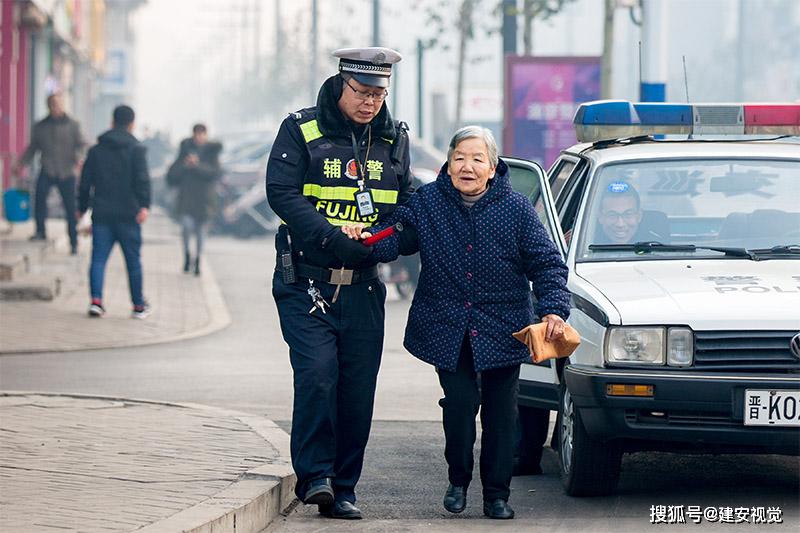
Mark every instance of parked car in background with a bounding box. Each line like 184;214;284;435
510;100;800;496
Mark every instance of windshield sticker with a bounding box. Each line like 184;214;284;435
607;182;630;193
702;275;799;294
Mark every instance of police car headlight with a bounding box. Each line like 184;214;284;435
606;327;665;365
667;327;694;367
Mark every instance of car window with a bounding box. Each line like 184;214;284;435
507;163;551;236
549;159;576;202
576;158;800;261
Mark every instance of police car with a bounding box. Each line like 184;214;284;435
508;101;800;496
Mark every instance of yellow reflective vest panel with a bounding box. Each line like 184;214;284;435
295;113;399;228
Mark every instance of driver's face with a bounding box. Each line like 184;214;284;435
599;195;642;243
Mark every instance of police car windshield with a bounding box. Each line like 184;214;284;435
577;158;800;262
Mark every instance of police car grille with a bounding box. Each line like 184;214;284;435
694;330;800;371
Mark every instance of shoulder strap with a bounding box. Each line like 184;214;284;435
290;108;323;144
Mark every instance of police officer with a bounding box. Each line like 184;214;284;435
266;47;412;519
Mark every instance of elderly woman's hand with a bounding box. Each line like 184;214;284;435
341;223;371;240
541;314;566;341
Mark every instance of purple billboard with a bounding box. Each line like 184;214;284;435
503;56;601;169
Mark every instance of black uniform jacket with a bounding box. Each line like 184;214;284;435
266;75;413;269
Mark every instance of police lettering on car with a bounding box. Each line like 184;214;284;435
265;47;412;520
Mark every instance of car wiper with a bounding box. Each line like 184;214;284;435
589;241;756;258
589;241;696;253
747;244;800;257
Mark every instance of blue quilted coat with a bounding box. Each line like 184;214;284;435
375;159;571;372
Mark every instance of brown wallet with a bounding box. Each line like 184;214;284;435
512;323;581;364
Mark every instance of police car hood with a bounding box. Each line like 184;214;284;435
575;260;800;329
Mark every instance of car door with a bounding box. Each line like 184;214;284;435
504;156;567;409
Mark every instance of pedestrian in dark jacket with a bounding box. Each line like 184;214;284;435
13;93;86;253
343;126;571;520
77;105;151;319
166;123;222;275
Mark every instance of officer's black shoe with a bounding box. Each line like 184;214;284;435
318;500;362;519
483;499;515;519
303;477;334;506
443;484;467;514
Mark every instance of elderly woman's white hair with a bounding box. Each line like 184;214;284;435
447;126;499;168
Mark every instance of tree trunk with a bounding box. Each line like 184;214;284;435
454;0;474;128
601;0;615;98
523;0;534;55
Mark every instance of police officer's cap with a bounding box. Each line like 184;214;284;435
333;47;402;88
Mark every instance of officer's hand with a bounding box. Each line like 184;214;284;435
341;223;370;240
330;231;372;265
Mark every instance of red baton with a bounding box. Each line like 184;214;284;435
362;223;403;246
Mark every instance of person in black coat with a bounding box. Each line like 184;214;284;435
77;105;151;319
166;124;223;275
343;126;571;519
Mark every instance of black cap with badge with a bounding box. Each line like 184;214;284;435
333;47;403;88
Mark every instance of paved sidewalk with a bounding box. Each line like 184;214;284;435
0;211;231;353
0;392;296;532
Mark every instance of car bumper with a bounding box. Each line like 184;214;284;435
564;365;800;455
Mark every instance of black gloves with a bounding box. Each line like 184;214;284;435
328;230;373;265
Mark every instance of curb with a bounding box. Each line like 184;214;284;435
0;391;296;533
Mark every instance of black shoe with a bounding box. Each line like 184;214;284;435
70;244;78;255
183;253;191;273
29;234;45;241
194;258;200;276
319;500;362;520
443;484;467;514
303;477;334;506
483;499;514;519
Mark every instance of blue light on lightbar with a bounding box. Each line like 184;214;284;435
574;100;694;142
634;103;693;125
573;101;639;125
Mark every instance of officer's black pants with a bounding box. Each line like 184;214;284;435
437;333;520;502
272;271;386;504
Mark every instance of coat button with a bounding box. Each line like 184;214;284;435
368;285;374;292
471;329;478;337
466;272;473;280
465;301;471;309
281;153;287;158
466;244;473;252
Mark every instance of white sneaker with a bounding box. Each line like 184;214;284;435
88;302;105;317
131;302;151;319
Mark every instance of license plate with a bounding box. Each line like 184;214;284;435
744;389;800;427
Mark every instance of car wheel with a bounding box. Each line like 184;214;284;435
558;376;622;496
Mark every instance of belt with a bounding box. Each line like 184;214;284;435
294;262;379;285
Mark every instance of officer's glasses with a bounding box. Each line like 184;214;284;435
344;77;388;103
601;210;640;222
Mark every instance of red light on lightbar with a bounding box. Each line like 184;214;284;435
744;104;800;134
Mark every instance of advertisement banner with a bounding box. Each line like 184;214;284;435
503;56;601;169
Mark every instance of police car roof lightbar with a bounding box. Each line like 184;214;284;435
573;100;800;143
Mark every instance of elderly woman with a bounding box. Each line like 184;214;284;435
344;126;570;519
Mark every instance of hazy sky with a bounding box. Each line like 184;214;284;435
132;0;799;142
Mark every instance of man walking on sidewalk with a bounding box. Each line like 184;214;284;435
13;93;87;254
77;105;152;319
166;123;223;276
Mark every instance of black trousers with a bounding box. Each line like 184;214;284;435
437;333;520;502
272;270;386;504
34;172;77;248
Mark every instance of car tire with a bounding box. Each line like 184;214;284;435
558;375;622;496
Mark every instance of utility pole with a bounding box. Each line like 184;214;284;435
372;0;380;47
502;0;517;56
417;39;424;139
601;0;615;98
310;0;318;101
